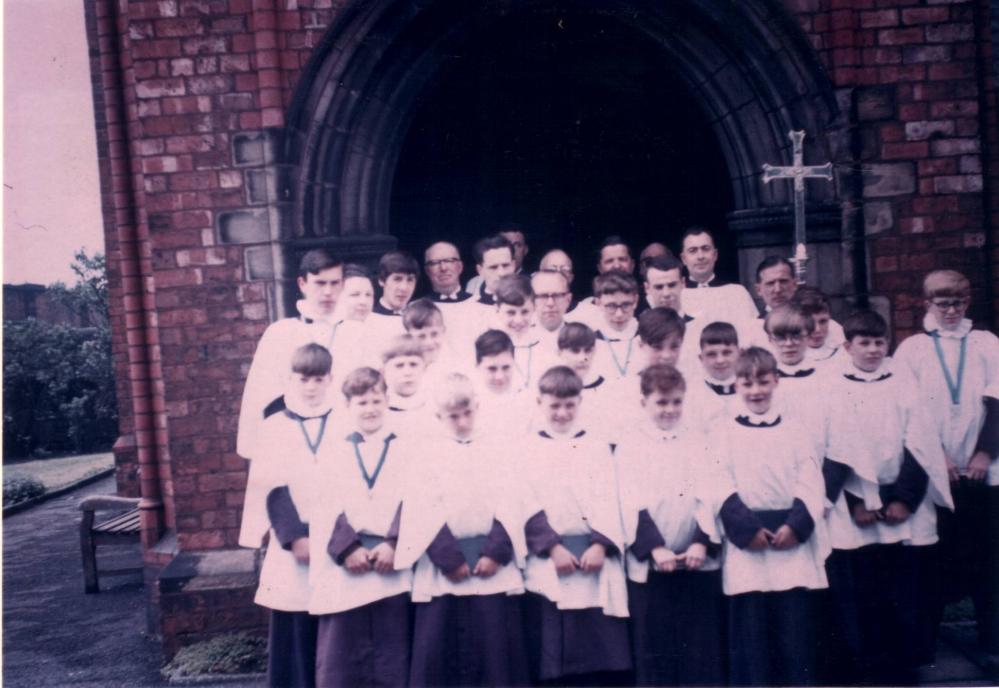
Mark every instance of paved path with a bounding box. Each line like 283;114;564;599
2;476;993;686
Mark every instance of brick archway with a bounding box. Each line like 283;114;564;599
283;0;844;249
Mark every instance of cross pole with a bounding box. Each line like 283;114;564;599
761;130;834;284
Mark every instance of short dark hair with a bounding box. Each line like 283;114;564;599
735;346;778;379
538;365;583;398
638;307;686;347
843;310;889;341
342;367;386;400
473;235;514;265
475;329;514;364
342;263;373;281
598;235;631;259
640;364;686;397
700;321;739;349
593;269;638;298
297;249;343;279
764;305;815;338
557;322;597;352
755;255;795;283
494;273;534;307
680;225;714;245
643;254;684;277
402;298;443;331
381;334;426;364
791;286;831;316
378;251;419;281
290;343;332;377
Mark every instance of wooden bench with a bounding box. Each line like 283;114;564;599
79;495;142;593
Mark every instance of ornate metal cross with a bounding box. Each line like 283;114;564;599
762;130;834;284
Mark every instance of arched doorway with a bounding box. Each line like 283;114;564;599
280;0;849;311
389;11;735;290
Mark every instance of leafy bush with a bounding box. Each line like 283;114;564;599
3;251;118;459
3;476;46;507
162;633;267;679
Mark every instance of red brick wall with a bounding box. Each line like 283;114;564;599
87;0;996;555
785;0;995;338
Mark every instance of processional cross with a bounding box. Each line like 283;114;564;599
762;130;834;284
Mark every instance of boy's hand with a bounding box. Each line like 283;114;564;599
747;529;772;551
946;456;961;482
344;546;372;574
473;556;499;578
291;537;310;565
850;503;879;527
651;546;678;573
549;544;579;576
967;451;991;482
679;543;707;570
883;501;911;525
445;562;471;583
368;541;396;573
769;525;799;550
579;543;606;573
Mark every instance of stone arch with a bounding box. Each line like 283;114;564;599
280;0;847;299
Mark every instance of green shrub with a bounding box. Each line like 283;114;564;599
162;633;267;679
3;476;46;507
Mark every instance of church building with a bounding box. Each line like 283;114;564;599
84;0;999;654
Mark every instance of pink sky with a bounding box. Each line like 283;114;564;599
4;0;104;286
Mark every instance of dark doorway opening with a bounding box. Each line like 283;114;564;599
390;10;735;294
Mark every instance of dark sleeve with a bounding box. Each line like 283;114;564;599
784;498;815;543
822;458;852;503
265;486;308;549
589;528;619;557
426;524;466;573
525;510;561;556
880;448;928;512
327;512;361;564
974;396;999;459
719;493;765;549
385;502;402;543
629;509;666;561
691;525;721;558
480;519;514;566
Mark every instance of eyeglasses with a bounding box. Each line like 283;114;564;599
535;292;570;301
601;301;636;313
425;258;461;269
541;266;573;276
929;298;968;312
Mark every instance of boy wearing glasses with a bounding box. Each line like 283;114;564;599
531;269;573;358
895;269;999;655
590;270;641;380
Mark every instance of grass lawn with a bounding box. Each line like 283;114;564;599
4;452;114;491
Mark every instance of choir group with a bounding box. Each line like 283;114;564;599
236;226;999;687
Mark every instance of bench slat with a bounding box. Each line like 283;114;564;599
94;509;141;534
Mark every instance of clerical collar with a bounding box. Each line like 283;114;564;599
538;429;587;440
735;409;782;428
705;378;736;395
388;392;425;412
297;299;338;326
844;369;893;383
583;375;605;390
685;274;722;288
432;289;471;303
283;396;333;420
373;300;401;316
777;362;816;379
477;284;496;306
345;427;393;445
923;313;972;339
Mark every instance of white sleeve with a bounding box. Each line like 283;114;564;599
237;323;287;459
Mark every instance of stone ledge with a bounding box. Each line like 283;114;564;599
159;548;258;594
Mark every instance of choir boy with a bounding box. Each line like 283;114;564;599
894;269;999;654
682;321;740;430
367;251;419;344
239;343;334;688
713;347;828;686
556;322;615;443
678;226;759;324
238;250;343;458
401;298;467;376
472;329;534;436
616;363;725;686
328;265;379;384
395;373;530;686
819;310;952;684
309;367;414;688
518;366;631;685
381;334;435;438
639;253;708;371
589;270;641;380
792;286;845;364
571;236;636;328
490;273;551;391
